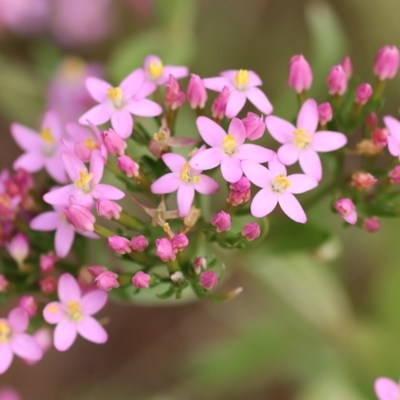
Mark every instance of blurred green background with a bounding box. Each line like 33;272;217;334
1;0;400;399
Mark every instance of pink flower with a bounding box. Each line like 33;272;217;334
95;272;119;291
187;74;207;109
108;236;131;254
374;377;399;400
0;275;9;292
372;128;388;148
11;110;67;184
171;233;189;251
266;99;347;181
40;252;57;272
203;70;273;118
131;235;148;252
366;112;379;129
26;327;52;365
193;257;206;274
355;83;373;105
242;222;260;241
96;199;122;220
43;149;124;208
389;165;400;183
19;296;37;317
242;112;265;140
0;307;42;374
335;198;357;225
101;129;126;156
63;200;95;234
211;211;231;233
0;387;22;400
199;271;218;290
243;157;318;223
87;265;107;278
43;273;108;352
211;86;230;120
383;116;400;160
227;176;251;206
288;54;313;94
340;56;353;78
363;217;380;233
327;65;347;95
132;271;151;289
351;172;377;189
317;102;333;126
155;238;175;262
7;233;28;267
117;156;139;178
39;276;57;294
165;75;186;109
374;46;400;81
79;69;162;138
151;152;219;217
190;116;274;183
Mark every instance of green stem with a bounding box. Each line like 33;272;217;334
297;91;307;106
93;224;114;239
118;211;145;231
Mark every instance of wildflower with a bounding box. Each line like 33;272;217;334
108;236;131;254
117;156;139;178
211;211;231;232
0;275;9;292
165;75;186;109
199;271;218;290
11;110;67;183
340;56;353;78
211;86;230;120
63;200;95;234
288;54;313;93
170;271;184;283
372;128;388;148
43;273;108;351
242;112;265;140
87;265;107;278
131;235;148;252
0;387;22;400
40;252;57;272
327;65;347;95
355;83;373;105
19;296;37;317
187;74;207;109
227;176;251;206
363;217;380;233
389;165;400;183
243;157;318;223
190;116;273;183
101;128;127;156
242;223;261;241
203;69;273;118
39;276;58;294
317;102;333;126
96;199;122;220
7;233;29;268
193;257;206;274
0;307;42;374
151;152;219;217
366;112;379;129
374;377;400;400
351;172;377;189
383;116;400;160
26;327;52;365
374;46;400;81
171;233;189;251
155;238;175;262
266;99;347;181
95;271;119;291
132;271;151;289
335;198;357;225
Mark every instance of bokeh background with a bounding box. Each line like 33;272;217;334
1;0;400;399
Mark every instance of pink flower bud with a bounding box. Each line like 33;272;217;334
102;129;127;156
39;276;57;294
132;271;151;288
186;73;207;109
351;172;377;189
13;169;33;194
63;204;95;234
327;65;347;95
374;45;400;81
242;112;265;140
7;233;29;266
96;199;122;220
230;177;251;193
335;198;357;225
39;252;57;273
0;193;18;221
355;83;373;105
366;112;378;129
95;271;119;291
199;271;218;290
211;86;230;120
19;296;37;317
108;236;131;254
117;156;139;178
389;165;400;183
171;233;189;251
0;274;9;292
31;328;52;359
340;56;353;78
371;128;388;148
318;102;333;126
193;256;207;274
165;75;185;109
87;265;107;278
242;222;261;241
363;217;380;233
211;211;231;233
288;54;313;93
155;238;175;262
131;235;148;252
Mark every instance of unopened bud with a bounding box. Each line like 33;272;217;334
108;236;131;254
131;235;148;252
241;223;261;241
327;65;347;95
288;54;313;93
211;211;231;233
102;129;127;156
242;112;265;140
118;156;139;178
199;271;218;290
96;199;122;220
132;271;151;288
363;217;380;233
19;296;37;317
318;102;333;126
335;198;357;225
95;271;120;291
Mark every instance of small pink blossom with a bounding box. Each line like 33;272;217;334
96;199;122;220
165;75;186;109
0;307;42;374
288;54;313;94
366;112;379;129
155;238;175;262
187;74;207;109
327;65;347;95
40;276;58;294
171;233;189;251
131;235;148;252
351;172;377;189
374;46;400;81
26;328;52;365
63;198;95;234
317;102;333;126
0;275;9;292
199;271;218;290
267;99;347;181
242;112;265;140
0;387;22;400
243;157;318;223
335;198;357;225
383;116;400;160
118;156;139;178
355;83;373;105
372;128;388;148
193;257;206;274
7;233;28;267
363;217;380;233
95;271;119;291
340;56;353;78
101;128;127;157
43;273;108;351
19;296;37;317
211;86;230;120
190;116;274;183
40;252;57;272
389;165;400;183
203;69;273;118
108;236;131;254
211;211;231;233
132;271;151;289
87;265;107;278
374;376;399;400
242;222;260;241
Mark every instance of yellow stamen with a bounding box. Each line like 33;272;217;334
0;321;11;344
234;69;249;89
84;137;98;150
61;56;85;82
41;128;55;145
293;128;311;149
75;169;94;189
192;176;201;183
272;174;291;192
180;163;190;182
107;87;124;108
222;133;237;155
162;222;170;232
148;60;164;79
47;304;60;313
67;301;83;322
153;130;167;142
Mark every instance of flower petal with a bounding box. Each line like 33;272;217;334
8;307;29;333
190;147;224;171
86;77;112;102
299;148;322;181
311;131;347;152
58;273;81;304
81;290;108;316
43;301;65;324
242;160;272;188
42;109;63;140
225;91;247;118
13;153;45;173
62;151;86;182
30;211;60;231
162;66;189;81
79;104;114;126
91;184;125;200
229;118;246;145
203;77;230;92
374;377;399;400
343;211;357;225
278;192;307;223
265;116;295;144
268;156;287;176
126;98;163;117
11;123;42;152
236;144;274;163
0;344;13;374
111;109;133;139
245;87;273;115
162;153;187;173
384;115;400;141
134;81;157;98
287;174;318;194
43;185;76;206
196;116;226;147
54;318;77;352
251;188;277;218
55;224;75;258
66;123;91;142
77;317;108;344
220;156;243;183
119;68;145;98
388;136;400;157
11;333;42;361
151;173;181;194
177;184;195;217
193;175;219;195
45;157;68;184
277;143;300;165
296;98;318;133
90;149;105;185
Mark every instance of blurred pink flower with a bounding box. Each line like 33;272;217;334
374;377;399;400
0;387;22;400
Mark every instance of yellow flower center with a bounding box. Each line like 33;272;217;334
153;130;167;142
180;162;201;183
61;56;85;82
0;321;11;344
272;174;291;192
41;127;55;145
67;301;83;322
84;137;98;150
107;87;124;108
0;194;10;207
75;169;94;191
222;133;237;155
293;128;311;149
148;60;164;79
234;69;249;89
